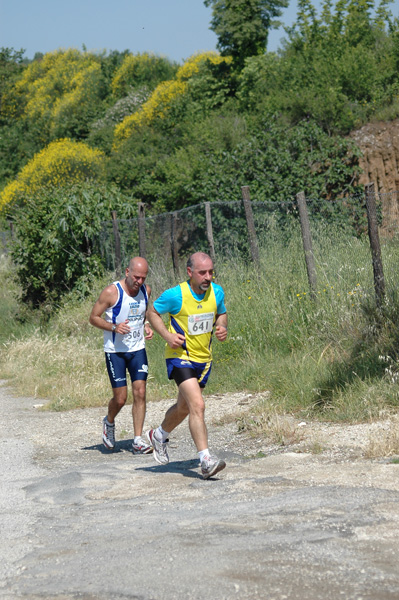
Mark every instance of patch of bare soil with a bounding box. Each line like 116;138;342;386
31;389;399;470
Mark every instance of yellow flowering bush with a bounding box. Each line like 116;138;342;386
111;52;177;98
0;139;105;210
113;52;231;148
2;49;103;139
50;62;103;136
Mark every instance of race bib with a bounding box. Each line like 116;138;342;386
187;312;214;335
126;319;143;341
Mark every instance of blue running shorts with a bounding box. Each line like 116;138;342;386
105;348;148;388
166;357;212;389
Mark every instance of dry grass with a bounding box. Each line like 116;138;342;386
0;324;177;410
364;416;399;459
0;330;109;410
237;407;307;447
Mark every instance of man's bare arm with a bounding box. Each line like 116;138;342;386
146;305;185;348
89;286;130;334
215;313;228;342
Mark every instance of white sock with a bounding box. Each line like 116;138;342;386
134;436;142;444
156;425;170;442
198;449;210;463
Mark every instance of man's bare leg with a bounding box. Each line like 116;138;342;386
132;380;146;437
107;386;127;423
162;378;207;451
102;386;127;450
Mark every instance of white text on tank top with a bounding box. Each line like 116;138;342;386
103;283;147;353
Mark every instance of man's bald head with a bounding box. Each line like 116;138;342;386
128;256;148;271
187;252;213;271
125;257;148;294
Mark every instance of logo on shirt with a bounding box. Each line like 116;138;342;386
197;305;202;309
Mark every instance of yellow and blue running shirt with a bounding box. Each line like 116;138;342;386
153;281;226;363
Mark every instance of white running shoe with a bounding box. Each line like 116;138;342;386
132;437;153;454
146;429;169;465
102;417;115;450
201;455;226;479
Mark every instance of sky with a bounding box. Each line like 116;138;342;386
1;0;398;64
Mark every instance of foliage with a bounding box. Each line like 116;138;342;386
87;87;152;154
0;47;26;99
121;116;362;211
111;52;178;98
3;227;399;424
0;254;37;343
1;0;399;305
0;49;141;185
237;0;399;132
2;50;103;136
0;138;105;212
112;52;232;148
106;124;178;193
10;182;137;307
204;0;289;69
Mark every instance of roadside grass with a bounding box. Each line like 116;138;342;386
2;223;399;450
0;254;37;343
0;270;177;411
364;415;399;459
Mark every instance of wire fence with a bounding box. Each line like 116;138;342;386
1;186;398;305
94;186;399;304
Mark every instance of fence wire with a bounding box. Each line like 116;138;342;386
94;189;399;302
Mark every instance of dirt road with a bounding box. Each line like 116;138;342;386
1;382;399;600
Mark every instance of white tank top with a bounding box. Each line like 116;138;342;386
103;282;148;353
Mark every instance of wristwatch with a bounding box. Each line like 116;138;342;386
112;324;117;332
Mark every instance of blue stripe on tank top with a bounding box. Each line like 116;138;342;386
170;316;187;353
141;284;148;308
112;282;124;340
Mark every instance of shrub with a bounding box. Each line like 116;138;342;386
111;52;178;98
113;52;231;148
10;181;136;306
0;138;105;211
3;49;100;120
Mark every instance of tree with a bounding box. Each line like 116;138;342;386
0;47;26;99
204;0;288;69
237;0;399;133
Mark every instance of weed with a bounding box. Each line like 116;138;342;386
2;226;399;436
364;417;399;458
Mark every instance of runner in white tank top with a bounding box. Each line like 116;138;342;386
103;281;148;353
89;257;154;454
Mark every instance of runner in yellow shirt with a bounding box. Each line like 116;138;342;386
146;252;228;479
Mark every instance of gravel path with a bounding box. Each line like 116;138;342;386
1;382;399;600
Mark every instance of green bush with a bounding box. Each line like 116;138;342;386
11;181;137;306
111;52;178;98
128;116;363;211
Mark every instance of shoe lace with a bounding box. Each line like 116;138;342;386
134;437;148;448
105;422;115;443
154;434;169;456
